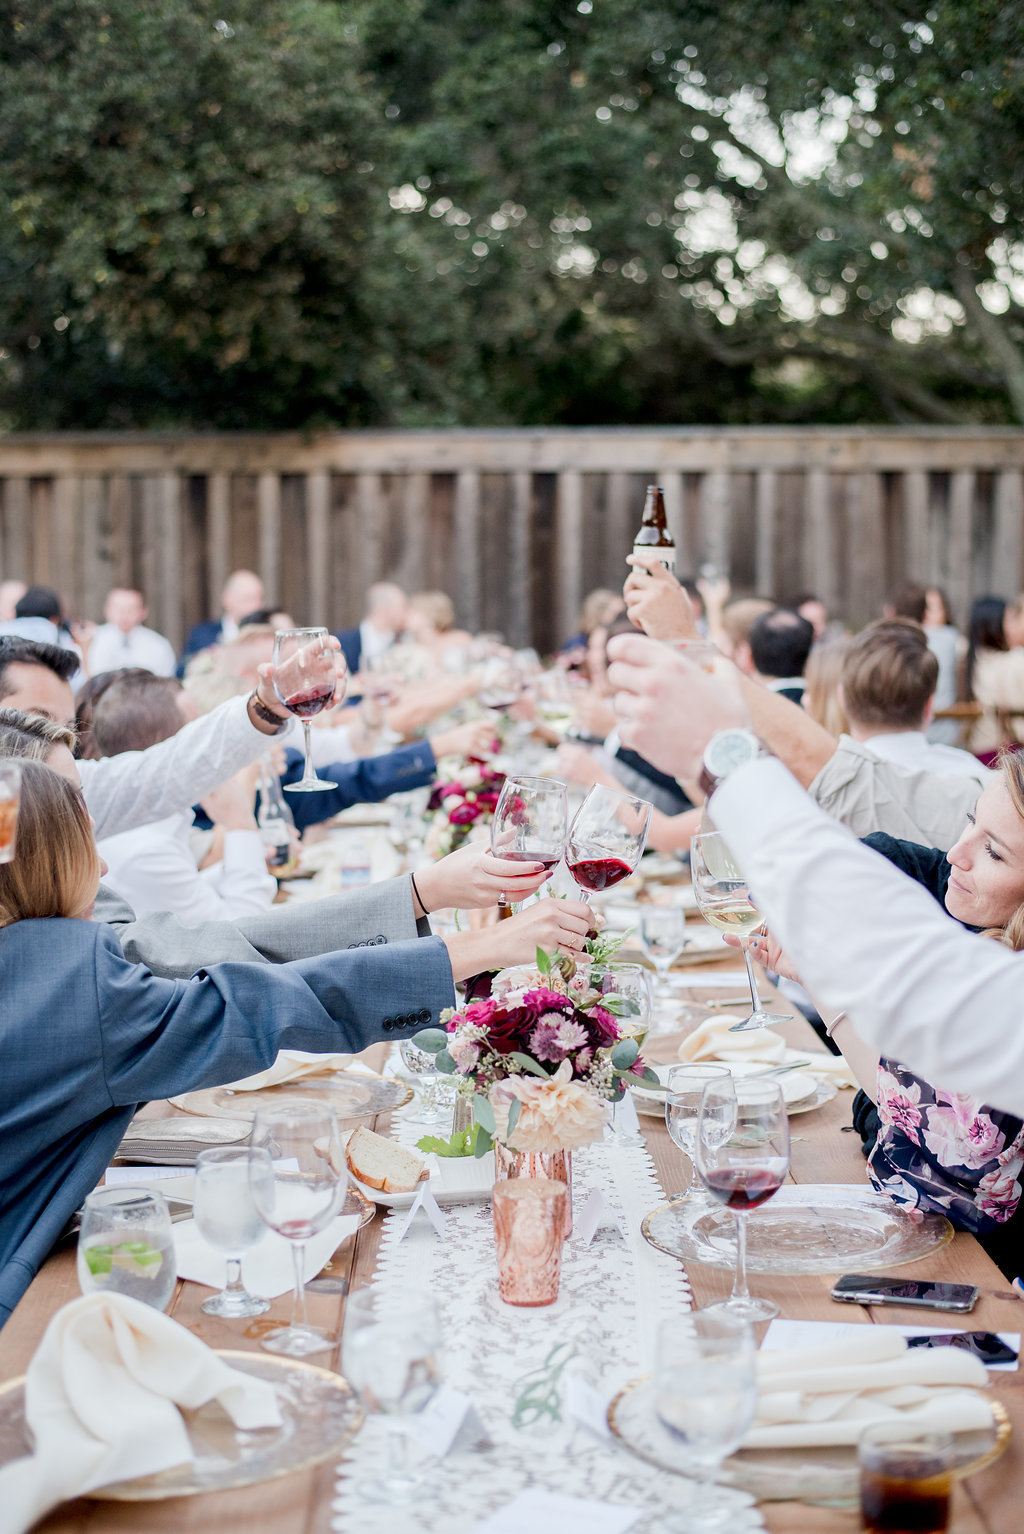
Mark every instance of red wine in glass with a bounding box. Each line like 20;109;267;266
502;849;562;873
282;683;335;719
702;1167;786;1212
272;626;339;793
568;856;634;892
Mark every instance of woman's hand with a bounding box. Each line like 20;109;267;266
723;927;803;984
624;554;700;641
414;841;551;912
555;741;609;790
492;897;594;965
428;719;497;763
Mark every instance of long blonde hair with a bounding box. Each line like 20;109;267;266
982;751;1024;951
0;760;100;928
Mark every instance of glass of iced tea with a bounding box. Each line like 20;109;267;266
0;761;21;864
858;1422;953;1533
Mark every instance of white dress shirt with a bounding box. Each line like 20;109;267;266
98;813;276;924
359;619;395;664
712;758;1024;1116
859;730;988;785
87;623;177;678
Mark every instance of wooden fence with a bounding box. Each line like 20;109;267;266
1;427;1023;654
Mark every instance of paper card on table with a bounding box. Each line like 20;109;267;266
105;1164;196;1185
762;1317;1020;1373
609;1093;641;1138
397;1182;447;1241
406;1383;490;1458
574;1189;623;1246
471;1489;642;1534
563;1372;613;1440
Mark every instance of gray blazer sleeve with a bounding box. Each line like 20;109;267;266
95;875;429;979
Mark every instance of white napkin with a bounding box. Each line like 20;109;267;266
174;1212;360;1297
0;1293;281;1534
676;1019;857;1087
742;1333;991;1449
219;1049;356;1091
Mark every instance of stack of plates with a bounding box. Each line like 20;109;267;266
113;1116;249;1166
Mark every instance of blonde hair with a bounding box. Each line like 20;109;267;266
720;599;775;650
0;708;76;762
183;670;249;714
409;591;455;633
802;637;852;739
0;760;99;928
982;752;1024;952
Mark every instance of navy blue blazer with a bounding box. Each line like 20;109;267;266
335;627;362;678
0;919;454;1326
177;619;226;676
278;742;437;831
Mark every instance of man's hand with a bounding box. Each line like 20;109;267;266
624;553;700;641
606;633;750;781
428;719;497;762
255;635;345;722
414;841;551;912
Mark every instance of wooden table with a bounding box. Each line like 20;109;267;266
1;986;1020;1533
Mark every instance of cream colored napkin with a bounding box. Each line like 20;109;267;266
676;1019;857;1087
0;1293;282;1534
220;1049;356;1091
741;1333;991;1449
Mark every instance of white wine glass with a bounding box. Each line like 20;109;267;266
342;1289;444;1502
689;830;790;1032
566;783;652;894
696;1076;790;1324
639;905;689;994
665;1063;733;1199
249;1102;347;1355
653;1311;757;1531
272;626;341;792
490;774;567;913
192;1147;272;1319
399;1038;453;1125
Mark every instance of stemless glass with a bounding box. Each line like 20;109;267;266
399;1038;453;1126
696;1076;790;1323
249;1102;347;1355
591;962;654;1048
639;905;689;993
272;626;341;792
77;1187;176;1312
665;1063;733;1199
654;1311;757;1532
490;774;568;912
566;783;652;894
342;1289;444;1503
690;830;790;1032
192;1147;273;1318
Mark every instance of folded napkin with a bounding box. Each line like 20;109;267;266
174;1211;360;1297
0;1293;281;1534
741;1333;990;1450
676;1019;858;1087
219;1049;356;1092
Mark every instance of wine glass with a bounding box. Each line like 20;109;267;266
272;626;341;792
192;1147;273;1318
696;1076;790;1323
399;1038;454;1126
77;1187;176;1312
639;905;689;994
490;775;567;912
342;1288;444;1503
665;1063;733;1199
689;830;791;1032
477;656;523;712
653;1311;757;1531
592;962;654;1146
249;1102;347;1355
566;783;652;894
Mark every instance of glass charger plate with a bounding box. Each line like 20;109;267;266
641;1185;953;1274
607;1375;1009;1504
173;1072;413;1122
0;1351;363;1500
630;1073;835;1119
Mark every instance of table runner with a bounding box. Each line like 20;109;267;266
331;1120;766;1532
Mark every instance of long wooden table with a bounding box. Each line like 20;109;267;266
1;987;1021;1533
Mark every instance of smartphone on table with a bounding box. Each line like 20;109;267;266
905;1331;1018;1366
829;1273;979;1312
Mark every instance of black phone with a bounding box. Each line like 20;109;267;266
906;1331;1018;1366
829;1273;979;1312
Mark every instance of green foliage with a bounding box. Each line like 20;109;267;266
2;0;1022;426
415;1122;482;1156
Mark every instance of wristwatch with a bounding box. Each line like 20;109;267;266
698;728;764;798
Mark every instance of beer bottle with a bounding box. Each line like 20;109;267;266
631;485;676;573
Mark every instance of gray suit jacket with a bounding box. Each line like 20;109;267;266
93;876;430;979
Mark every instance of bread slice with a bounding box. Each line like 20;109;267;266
345;1126;430;1194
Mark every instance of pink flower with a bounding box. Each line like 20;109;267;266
461;999;497;1028
439;781;464;799
921;1101;1007;1170
449;802;480;826
530;1015;589;1062
977;1165;1023;1221
448;1037;481;1073
489;1060;610;1151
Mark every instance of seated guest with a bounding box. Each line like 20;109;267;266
801;635;851;739
0;586;83;675
91;673;277;923
793;592;829;642
405;591;473;660
839;620;987;782
179;568;266;667
921;585;966;747
747;608;814;705
86;588;177;678
335;582;409;677
967;593;1024;760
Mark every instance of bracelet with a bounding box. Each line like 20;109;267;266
824;1010;848;1039
247;691;289;735
410;870;429;916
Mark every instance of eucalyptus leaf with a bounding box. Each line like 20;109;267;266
473;1125;494;1158
506;1097;522;1136
509;1051;549;1079
411;1028;448;1053
434;1049;457;1075
610;1038;639;1071
473;1095;496;1134
640;1067;663;1087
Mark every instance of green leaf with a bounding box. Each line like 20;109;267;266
535;946;552;975
508;1051;550;1079
473;1125;494;1158
434;1050;457;1074
610;1039;640;1071
411;1028;448;1054
640;1067;663;1087
415;1124;480;1158
506;1097;522;1137
473;1094;496;1134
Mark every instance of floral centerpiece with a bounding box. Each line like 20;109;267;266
424;757;507;859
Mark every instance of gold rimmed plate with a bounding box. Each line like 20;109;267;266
607;1374;1010;1504
0;1351;363;1501
173;1072;413;1123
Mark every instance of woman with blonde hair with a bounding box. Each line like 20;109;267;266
801;635;851;739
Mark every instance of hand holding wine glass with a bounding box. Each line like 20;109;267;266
490;775;567;912
696;1075;790;1323
566;783;652;894
272;626;343;792
689;830;791;1032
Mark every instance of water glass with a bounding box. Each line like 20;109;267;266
399;1038;453;1125
192;1147;272;1318
859;1423;953;1533
77;1187;176;1312
665;1063;733;1198
640;905;689;990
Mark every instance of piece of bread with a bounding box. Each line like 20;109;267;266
345;1126;430;1194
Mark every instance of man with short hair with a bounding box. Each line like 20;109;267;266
335;582;409;676
748;608;815;704
87;588;177;677
840;620;987;783
179;569;267;666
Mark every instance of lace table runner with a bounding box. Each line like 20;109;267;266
331;1117;765;1533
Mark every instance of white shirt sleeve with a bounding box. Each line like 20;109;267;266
79;696;268;840
710;757;1024;1116
99;817;275;925
195;831;278;920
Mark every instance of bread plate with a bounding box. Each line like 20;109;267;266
351;1151;496;1208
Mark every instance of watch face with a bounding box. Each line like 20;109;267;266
705;729;760;779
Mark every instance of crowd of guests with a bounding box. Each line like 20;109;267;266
3;552;1024;1324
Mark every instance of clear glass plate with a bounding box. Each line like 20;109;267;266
642;1184;953;1275
174;1072;412;1122
0;1351;363;1500
608;1375;1009;1504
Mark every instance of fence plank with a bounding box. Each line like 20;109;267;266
948;470;976;631
509;471;532;649
454;469;482;633
305;471;330;630
992;470;1024;600
555;469;584;649
257;471;282;608
754;469;776;598
803;469;835;610
1;477;31;584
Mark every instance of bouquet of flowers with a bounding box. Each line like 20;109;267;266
412;947;660;1155
424;758;507;858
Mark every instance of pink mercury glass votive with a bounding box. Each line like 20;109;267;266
492;1177;567;1307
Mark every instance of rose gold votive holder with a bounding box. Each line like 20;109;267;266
492;1177;567;1307
493;1142;573;1238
